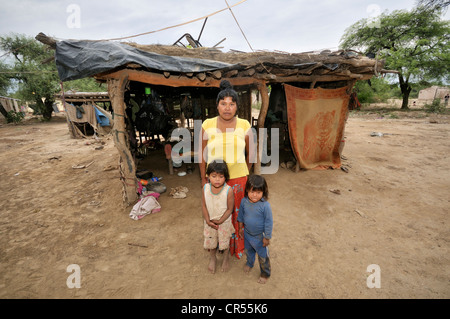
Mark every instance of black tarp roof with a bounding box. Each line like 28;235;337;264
55;40;234;82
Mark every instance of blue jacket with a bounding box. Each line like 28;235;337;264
237;197;273;239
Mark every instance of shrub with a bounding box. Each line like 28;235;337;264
6;110;25;124
424;98;445;113
354;77;393;104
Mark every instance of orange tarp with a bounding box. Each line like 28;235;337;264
284;84;349;170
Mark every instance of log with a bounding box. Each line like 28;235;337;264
126;63;142;69
333;70;364;79
254;82;269;175
56;92;109;98
350;66;374;74
224;69;238;77
255;73;373;82
380;69;400;74
35;32;57;49
208;70;222;79
245;68;256;76
96;69;265;88
108;74;138;205
196;72;206;81
298;62;323;74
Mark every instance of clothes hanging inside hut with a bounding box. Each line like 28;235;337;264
65;103;97;125
94;106;110;126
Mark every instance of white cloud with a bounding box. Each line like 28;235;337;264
1;0;447;54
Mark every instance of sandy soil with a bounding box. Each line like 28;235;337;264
0;108;449;299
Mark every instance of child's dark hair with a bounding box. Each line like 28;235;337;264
245;175;269;200
216;80;239;107
206;160;230;181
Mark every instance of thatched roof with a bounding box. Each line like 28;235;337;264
36;32;392;86
118;42;389;84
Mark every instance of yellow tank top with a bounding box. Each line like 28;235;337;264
202;116;251;179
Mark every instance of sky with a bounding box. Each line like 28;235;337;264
0;0;448;54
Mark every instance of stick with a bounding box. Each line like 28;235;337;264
72;161;94;169
128;243;148;248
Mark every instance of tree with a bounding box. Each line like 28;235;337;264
0;33;59;120
340;7;450;109
1;34;107;120
416;0;449;11
64;77;106;92
0;61;11;96
353;77;396;104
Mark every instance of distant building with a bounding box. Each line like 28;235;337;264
418;86;450;101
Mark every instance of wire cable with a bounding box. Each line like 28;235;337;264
224;0;270;74
96;0;248;42
224;0;254;52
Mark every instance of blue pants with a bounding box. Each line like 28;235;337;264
244;232;271;278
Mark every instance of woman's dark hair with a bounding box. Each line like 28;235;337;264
245;175;269;200
216;80;239;107
206;160;230;181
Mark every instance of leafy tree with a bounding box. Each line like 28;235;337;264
0;33;59;120
1;34;107;120
354;77;395;104
340;7;450;109
64;77;106;92
0;61;11;96
416;0;449;11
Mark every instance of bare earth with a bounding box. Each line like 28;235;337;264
0;109;449;299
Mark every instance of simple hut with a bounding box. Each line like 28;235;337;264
55;91;113;138
37;33;388;205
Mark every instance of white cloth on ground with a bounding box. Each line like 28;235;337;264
129;193;161;220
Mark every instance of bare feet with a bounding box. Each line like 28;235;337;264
243;265;251;274
258;276;268;284
208;256;216;274
208;249;217;274
221;251;230;272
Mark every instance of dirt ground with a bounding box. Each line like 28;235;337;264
0;106;449;299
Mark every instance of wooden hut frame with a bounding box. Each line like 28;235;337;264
37;34;393;205
55;91;112;138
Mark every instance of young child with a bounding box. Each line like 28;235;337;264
237;175;273;284
202;160;235;274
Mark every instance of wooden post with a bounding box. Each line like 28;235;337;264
108;73;138;205
59;82;79;139
255;81;269;175
241;89;252;122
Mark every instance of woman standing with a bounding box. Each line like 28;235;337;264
199;80;254;259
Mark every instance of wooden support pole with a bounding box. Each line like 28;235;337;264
254;81;269;175
59;82;78;139
108;73;138;205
